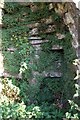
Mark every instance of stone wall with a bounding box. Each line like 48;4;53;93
0;2;78;83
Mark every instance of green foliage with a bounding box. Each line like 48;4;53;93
0;101;27;119
4;2;20;14
65;59;80;120
0;78;64;120
0;78;27;119
3;50;21;74
2;2;77;120
26;103;64;119
3;34;34;75
66;100;80;119
26;105;43;119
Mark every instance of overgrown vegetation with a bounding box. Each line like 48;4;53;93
1;2;79;120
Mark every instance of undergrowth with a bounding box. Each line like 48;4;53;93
1;2;78;120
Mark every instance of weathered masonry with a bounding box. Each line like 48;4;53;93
0;2;78;85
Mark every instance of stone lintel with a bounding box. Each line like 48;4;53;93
30;40;49;45
28;37;42;40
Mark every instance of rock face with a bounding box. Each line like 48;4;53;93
53;2;80;84
64;3;80;84
54;2;79;48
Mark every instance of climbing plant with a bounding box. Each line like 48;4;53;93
1;2;77;120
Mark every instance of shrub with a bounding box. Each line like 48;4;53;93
0;78;27;119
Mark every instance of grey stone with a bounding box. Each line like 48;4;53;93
41;16;53;24
56;33;65;40
27;23;39;29
30;40;49;45
45;25;55;33
7;47;16;52
29;28;38;36
0;72;22;79
43;71;62;78
28;37;41;40
52;45;63;50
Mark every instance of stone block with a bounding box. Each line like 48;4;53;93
28;37;41;40
0;71;22;79
29;28;38;36
30;40;49;45
33;44;41;50
51;45;63;50
56;33;65;40
7;47;16;52
41;16;53;24
40;25;55;34
45;25;55;33
43;71;62;78
27;23;39;29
